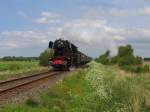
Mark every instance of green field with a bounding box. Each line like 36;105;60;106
0;61;47;80
144;61;150;65
2;61;150;112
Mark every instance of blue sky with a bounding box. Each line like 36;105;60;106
0;0;150;57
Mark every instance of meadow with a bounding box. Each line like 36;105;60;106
144;61;150;65
0;61;47;80
1;61;150;112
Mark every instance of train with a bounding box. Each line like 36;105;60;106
48;39;92;70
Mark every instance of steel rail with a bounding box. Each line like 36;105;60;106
0;71;60;94
0;73;59;95
0;70;51;85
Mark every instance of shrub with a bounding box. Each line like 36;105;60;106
117;45;142;66
143;64;150;73
135;56;143;65
96;44;145;73
39;48;54;66
118;44;133;57
39;51;50;66
9;63;21;70
121;65;150;73
120;65;136;73
25;98;39;107
110;56;118;64
95;50;110;65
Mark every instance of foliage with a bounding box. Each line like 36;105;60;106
115;45;142;66
95;50;110;65
2;62;150;112
118;45;133;57
121;65;141;73
96;44;146;73
0;61;47;80
144;58;150;61
143;64;150;73
39;48;54;66
25;98;39;107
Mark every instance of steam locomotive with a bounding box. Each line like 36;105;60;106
49;39;91;70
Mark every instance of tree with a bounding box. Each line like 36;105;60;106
117;45;142;66
95;50;110;65
96;44;142;66
118;44;133;57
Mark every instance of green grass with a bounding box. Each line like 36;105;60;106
1;61;150;112
0;61;47;80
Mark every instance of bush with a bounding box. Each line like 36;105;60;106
25;98;39;107
110;56;118;64
121;65;136;73
39;51;50;66
118;55;142;66
121;65;150;73
118;44;133;57
96;44;145;73
39;48;54;66
143;64;150;73
135;56;143;65
95;50;110;65
117;45;142;66
8;63;21;70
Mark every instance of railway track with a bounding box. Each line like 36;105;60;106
0;70;65;104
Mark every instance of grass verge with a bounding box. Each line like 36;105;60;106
0;61;47;80
1;61;150;112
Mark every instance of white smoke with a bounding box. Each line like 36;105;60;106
61;19;125;56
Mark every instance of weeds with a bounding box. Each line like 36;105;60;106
25;98;39;107
0;61;47;80
1;61;150;112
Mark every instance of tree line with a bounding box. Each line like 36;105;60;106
144;58;150;61
0;56;39;61
95;44;150;73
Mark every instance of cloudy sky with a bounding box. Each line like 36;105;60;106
0;0;150;57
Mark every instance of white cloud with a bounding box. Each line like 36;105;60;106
60;19;125;55
0;18;150;57
0;29;61;50
41;12;60;18
34;11;61;24
60;18;150;56
141;7;150;15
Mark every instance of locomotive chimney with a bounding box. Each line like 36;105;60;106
49;41;53;48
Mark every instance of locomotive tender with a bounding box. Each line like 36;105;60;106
49;39;91;70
